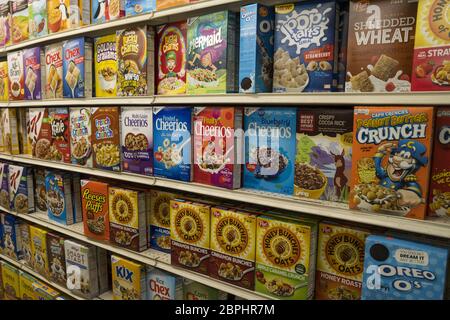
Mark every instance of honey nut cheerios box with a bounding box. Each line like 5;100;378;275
111;255;147;300
1;261;20;300
350;106;434;219
94;34;117;97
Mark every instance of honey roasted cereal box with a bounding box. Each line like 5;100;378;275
0;163;9;210
1;213;22;260
94;34;117;97
47;0;69;34
8;164;34;214
70;107;92;167
11;0;29;43
81;179;110;241
170;199;211;275
411;0;450;91
346;0;418;93
186;11;239;94
91;107;120;171
7;50;25;100
111;255;146;300
0;61;9;101
44;43;63;99
149;190;176;253
46;232;67;286
63;37;93;98
23;47;44;100
0;0;12;47
156;21;187;95
30;225;49;278
350;106;434;219
28;0;48;39
125;0;155;16
146;267;183;300
315;221;369;300
91;0;124;24
1;261;20;300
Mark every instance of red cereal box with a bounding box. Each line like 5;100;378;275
81;180;110;241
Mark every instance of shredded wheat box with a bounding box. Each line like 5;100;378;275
111;255;147;300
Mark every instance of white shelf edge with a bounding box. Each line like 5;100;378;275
1;153;449;240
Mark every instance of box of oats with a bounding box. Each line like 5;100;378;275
149;190;177;253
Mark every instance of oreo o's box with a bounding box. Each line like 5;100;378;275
362;235;448;300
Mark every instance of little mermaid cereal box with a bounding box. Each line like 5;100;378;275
350;106;434;219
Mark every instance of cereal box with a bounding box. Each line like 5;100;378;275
428;108;450;222
0;163;9;209
411;0;450;91
91;0;124;24
170;199;211;275
33;281;62;300
91;107;121;171
30;225;49;278
315;221;369;300
0;263;4;299
274;2;338;92
183;279;228;300
23;47;44;100
121;106;153;176
244;107;296;195
19;222;33;268
0;0;12;46
1;213;22;260
8;164;34;214
94;34;117;97
1;108;20;155
34;167;47;212
350;107;434;219
149;190;176;253
186;11;238;94
125;0;154;16
1;261;20;300
345;0;418;92
209;207;257;290
44;43;63;99
45;171;82;225
255;215;318;300
109;187;148;252
47;107;71;162
116;26;154;96
156;0;189;11
146;267;183;300
336;1;349;92
63;37;93;98
46;232;67;286
156;21;187;95
362;235;448;300
0;61;9;101
17;108;31;155
239;4;274;93
295;108;353;205
7;50;25;100
111;255;146;300
67;0;90;29
153;107;192;181
47;0;69;33
70;107;92;167
81;179;110;241
19;271;37;300
28;0;48;39
11;0;29;43
193;107;243;189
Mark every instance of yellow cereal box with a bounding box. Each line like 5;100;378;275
19;271;38;300
1;108;20;155
1;261;20;300
47;0;70;34
30;225;50;278
0;61;8;101
315;222;369;300
94;34;117;97
111;255;146;300
32;281;61;300
156;0;189;11
149;190;177;253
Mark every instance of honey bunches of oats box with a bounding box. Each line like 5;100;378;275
111;255;146;300
149;190;177;254
1;261;20;300
255;215;317;300
315;221;369;300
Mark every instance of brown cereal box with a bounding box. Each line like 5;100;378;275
81;179;110;241
0;60;9;101
346;0;418;93
91;107;121;171
170;199;211;275
1;108;20;155
46;232;67;286
350;106;434;219
44;43;63;99
30;225;50;278
7;50;25;100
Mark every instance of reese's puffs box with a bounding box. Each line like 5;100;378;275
350;106;434;219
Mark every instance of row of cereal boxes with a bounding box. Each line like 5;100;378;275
0;215;238;300
1;195;449;300
0;0;198;46
1;106;450;222
1;0;449;102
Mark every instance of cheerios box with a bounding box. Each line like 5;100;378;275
0;213;23;261
350;106;434;219
8;164;34;214
149;190;177;253
273;2;338;92
146;266;184;300
362;235;448;300
238;4;274;93
91;0;125;24
111;255;146;300
1;261;20;300
30;225;49;278
153;107;192;181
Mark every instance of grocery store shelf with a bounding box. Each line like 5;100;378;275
0;253;84;300
1;153;449;239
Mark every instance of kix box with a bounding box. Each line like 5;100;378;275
315;221;369;300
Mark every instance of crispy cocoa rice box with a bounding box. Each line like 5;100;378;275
350;106;434;219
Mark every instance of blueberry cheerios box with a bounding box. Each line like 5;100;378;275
362;235;448;300
274;2;338;92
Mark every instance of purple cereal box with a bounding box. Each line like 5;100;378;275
23;47;43;100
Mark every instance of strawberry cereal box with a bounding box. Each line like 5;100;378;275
193;107;242;189
350;106;434;219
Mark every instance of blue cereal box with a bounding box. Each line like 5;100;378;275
63;37;93;98
125;0;155;16
362;235;448;300
1;213;22;260
153;107;192;182
273;2;338;92
244;107;296;195
239;4;274;93
8;164;34;214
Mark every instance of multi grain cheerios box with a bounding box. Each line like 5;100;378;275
186;11;239;94
7;50;25;100
170;199;211;275
239;4;274;93
81;179;110;241
44;43;63;99
111;255;147;300
346;0;418;93
121;106;153;176
0;0;12;46
0;61;9;101
244;107;296;195
70;107;93;167
63;37;93;98
350;106;434;219
91;0;124;24
0;163;9;210
1;213;22;260
411;0;450;91
8;164;34;214
255;215;318;300
46;232;67;286
149;190;177;253
47;0;69;33
153;107;192;181
125;0;155;16
1;108;20;155
94;34;117;97
1;261;20;300
28;0;48;39
274;2;338;92
34;167;47;212
30;225;49;278
19;271;37;300
23;47;44;100
362;235;448;300
19;222;33;268
146;266;183;300
11;0;29;43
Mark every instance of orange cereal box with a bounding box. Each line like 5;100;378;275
156;0;189;11
81;179;110;241
350;106;434;219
